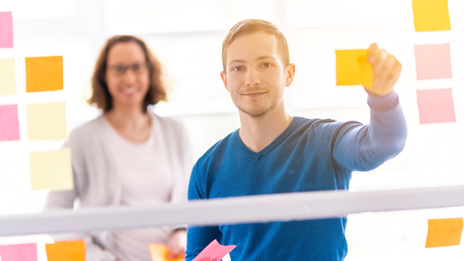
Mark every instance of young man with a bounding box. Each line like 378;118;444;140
186;19;407;261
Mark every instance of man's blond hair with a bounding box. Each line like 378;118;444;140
221;19;290;72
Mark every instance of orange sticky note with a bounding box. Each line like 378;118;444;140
426;218;463;248
25;56;63;92
45;240;85;261
412;0;451;32
149;243;185;261
336;49;373;87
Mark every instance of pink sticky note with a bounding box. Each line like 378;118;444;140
0;12;13;48
414;43;452;80
0;104;20;141
417;88;456;124
193;240;235;261
0;243;38;261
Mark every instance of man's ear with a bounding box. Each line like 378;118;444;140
285;63;296;87
220;71;230;92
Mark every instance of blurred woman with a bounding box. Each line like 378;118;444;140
46;35;192;261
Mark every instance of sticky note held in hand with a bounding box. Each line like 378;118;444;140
149;243;185;261
336;49;373;87
193;239;235;261
426;218;463;248
45;240;85;261
30;148;73;191
413;0;451;32
25;56;63;93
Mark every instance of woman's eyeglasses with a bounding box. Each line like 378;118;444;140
107;63;150;76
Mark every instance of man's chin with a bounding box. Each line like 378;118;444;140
238;106;269;119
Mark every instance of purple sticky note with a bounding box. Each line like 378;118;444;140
0;243;38;261
193;240;236;261
414;43;452;80
0;104;20;141
417;88;456;124
0;12;13;48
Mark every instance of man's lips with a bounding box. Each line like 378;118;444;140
242;91;266;98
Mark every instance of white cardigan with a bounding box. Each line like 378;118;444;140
45;112;193;261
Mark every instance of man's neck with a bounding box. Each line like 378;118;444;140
238;103;293;153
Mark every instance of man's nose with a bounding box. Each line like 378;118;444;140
245;68;261;86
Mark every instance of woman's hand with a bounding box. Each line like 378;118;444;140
166;228;187;260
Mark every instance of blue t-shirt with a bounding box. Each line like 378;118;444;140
186;92;407;261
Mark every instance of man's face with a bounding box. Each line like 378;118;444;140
221;32;294;118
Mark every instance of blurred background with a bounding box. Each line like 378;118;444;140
1;0;464;260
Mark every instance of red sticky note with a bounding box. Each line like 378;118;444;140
417;88;456;124
0;12;13;48
414;43;452;80
193;239;235;261
45;240;85;261
0;104;20;141
0;243;38;261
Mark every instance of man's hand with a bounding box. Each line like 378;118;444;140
366;43;402;96
166;229;187;260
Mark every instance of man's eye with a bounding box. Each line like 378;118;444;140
233;66;244;71
262;62;272;68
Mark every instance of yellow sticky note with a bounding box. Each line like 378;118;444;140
149;243;185;261
27;102;66;141
336;49;373;87
30;148;73;191
0;58;16;95
426;218;463;248
413;0;451;32
45;240;85;261
25;56;63;93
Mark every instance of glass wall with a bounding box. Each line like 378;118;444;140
1;0;464;260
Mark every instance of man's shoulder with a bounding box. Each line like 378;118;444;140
292;116;342;134
188;131;235;196
294;116;337;126
196;131;236;166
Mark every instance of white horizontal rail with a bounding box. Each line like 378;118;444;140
1;185;464;236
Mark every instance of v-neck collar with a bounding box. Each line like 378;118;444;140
232;117;301;160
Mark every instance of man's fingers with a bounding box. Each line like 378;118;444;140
372;49;388;75
367;43;379;63
374;54;397;87
383;62;402;89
